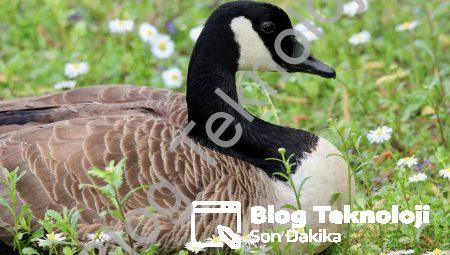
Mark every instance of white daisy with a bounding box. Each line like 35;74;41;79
205;235;223;245
189;26;204;42
343;0;369;17
139;23;158;43
162;68;183;88
64;62;89;78
86;232;112;244
54;80;76;90
367;126;393;144
37;232;65;247
108;19;134;34
184;241;205;254
395;21;419;32
151;34;175;59
242;234;258;247
408;173;428;183
294;22;323;41
386;249;415;255
439;167;450;180
397;156;419;168
348;30;371;45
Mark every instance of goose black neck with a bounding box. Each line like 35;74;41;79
185;9;318;178
186;17;243;130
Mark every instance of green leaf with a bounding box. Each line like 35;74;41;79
433;147;448;164
88;168;110;179
30;228;45;241
282;204;298;210
18;205;32;229
272;172;289;181
296;176;312;196
265;157;283;163
326;153;346;160
22;247;39;255
142;244;159;255
330;193;341;205
62;246;77;255
111;210;125;221
120;184;151;204
0;197;12;211
112;247;126;255
45;209;63;221
70;210;81;230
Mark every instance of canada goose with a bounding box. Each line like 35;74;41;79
0;1;354;254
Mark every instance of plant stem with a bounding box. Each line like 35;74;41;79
423;3;448;148
113;186;135;252
288;174;302;211
281;152;302;210
262;85;281;125
344;153;353;255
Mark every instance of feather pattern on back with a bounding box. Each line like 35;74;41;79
0;85;278;253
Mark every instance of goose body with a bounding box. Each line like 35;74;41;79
0;1;354;253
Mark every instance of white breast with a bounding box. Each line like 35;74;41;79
271;138;355;251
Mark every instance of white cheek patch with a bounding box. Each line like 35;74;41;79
230;16;279;71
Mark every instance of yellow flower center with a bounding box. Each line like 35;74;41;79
159;42;168;50
375;129;384;136
191;243;201;251
357;34;364;41
443;168;450;174
146;29;154;36
73;64;80;71
47;232;58;241
171;73;179;80
296;228;305;233
118;20;125;27
211;235;221;243
433;249;442;255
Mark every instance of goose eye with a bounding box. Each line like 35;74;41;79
260;21;276;34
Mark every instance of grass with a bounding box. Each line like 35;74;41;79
0;0;449;254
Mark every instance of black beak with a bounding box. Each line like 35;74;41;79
282;37;336;79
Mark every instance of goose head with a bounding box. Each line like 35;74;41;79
188;1;336;78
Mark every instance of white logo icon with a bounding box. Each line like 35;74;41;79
190;201;242;249
217;225;242;250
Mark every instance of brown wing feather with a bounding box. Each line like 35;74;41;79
0;86;271;253
0;85;188;135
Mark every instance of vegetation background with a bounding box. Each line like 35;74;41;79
0;0;448;254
